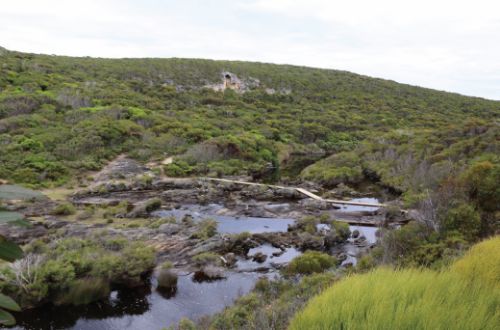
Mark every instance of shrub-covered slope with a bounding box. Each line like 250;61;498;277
0;47;498;188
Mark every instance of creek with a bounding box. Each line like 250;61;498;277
10;198;381;330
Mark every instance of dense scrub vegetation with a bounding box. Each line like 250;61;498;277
204;273;338;330
0;47;498;189
290;236;500;330
0;235;155;308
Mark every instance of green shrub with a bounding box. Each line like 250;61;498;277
164;161;193;177
191;252;221;267
441;202;481;242
157;268;178;290
160;261;174;270
0;235;156;307
295;216;319;234
284;251;337;275
144;198;162;212
331;220;350;240
177;318;197;330
208;273;336;329
55;278;110;306
192;219;218;240
51;203;76;216
300;152;363;186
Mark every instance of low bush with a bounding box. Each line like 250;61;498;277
157;267;178;290
207;273;336;329
380;222;467;268
144;198;162;212
191;252;221;267
0;235;155;308
284;251;337;276
51;203;76;216
192;219;218;240
164;160;193;177
55;278;110;306
330;220;350;241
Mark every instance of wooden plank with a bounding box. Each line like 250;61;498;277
200;177;385;208
295;187;323;200
324;199;385;207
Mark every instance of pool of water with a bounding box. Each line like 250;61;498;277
11;272;266;330
336;197;381;212
349;225;378;244
11;199;384;330
237;244;302;271
153;205;295;234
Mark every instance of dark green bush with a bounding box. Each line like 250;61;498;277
284;251;337;275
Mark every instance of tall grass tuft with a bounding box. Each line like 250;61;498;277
289;236;500;330
451;235;500;289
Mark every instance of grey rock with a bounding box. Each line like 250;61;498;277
222;253;237;267
299;198;328;210
252;252;268;263
198;265;226;280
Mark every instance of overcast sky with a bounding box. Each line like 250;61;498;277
2;0;499;100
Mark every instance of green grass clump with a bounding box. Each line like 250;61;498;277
55;278;110;306
289;236;500;330
451;235;500;289
51;203;76;215
192;219;218;240
284;251;337;275
191;252;221;267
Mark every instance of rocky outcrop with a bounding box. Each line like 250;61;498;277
204;72;260;93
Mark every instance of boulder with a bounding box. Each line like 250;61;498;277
299;198;328;210
194;266;226;281
252;252;268;263
222;253;238;267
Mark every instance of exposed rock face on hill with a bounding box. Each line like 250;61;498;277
0;46;8;56
93;155;149;183
205;71;260;93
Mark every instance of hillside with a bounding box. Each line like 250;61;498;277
0;48;499;329
1;47;499;188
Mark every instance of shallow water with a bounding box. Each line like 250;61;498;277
153;205;295;234
11;272;266;330
237;244;302;271
11;199;383;330
336;197;380;212
349;225;378;244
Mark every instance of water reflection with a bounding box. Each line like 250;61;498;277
12;273;264;330
153;207;294;234
336;198;380;212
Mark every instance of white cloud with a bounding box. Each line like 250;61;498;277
1;0;499;99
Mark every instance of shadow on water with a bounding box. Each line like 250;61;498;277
12;286;151;330
11;272;267;330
